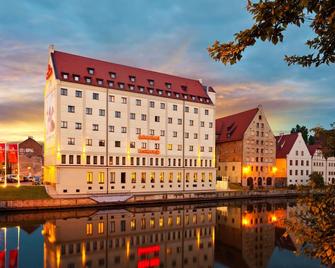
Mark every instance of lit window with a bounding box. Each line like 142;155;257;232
131;172;136;183
160;172;164;183
159;217;164;228
87;172;93;184
167;144;173;150
98;172;104;184
98;222;104;234
86;223;93;235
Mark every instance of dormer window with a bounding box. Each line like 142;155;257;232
191;96;196;101
148;79;154;86
158;90;163;95
62;73;69;80
138;86;144;92
110;72;116;79
199;98;203;102
175;93;180;98
87;68;94;75
149;88;154;94
108;81;114;87
181;85;187;91
206;99;210;103
184;95;188;99
73;75;80;81
85;77;91;84
165;82;172;89
129;76;136;82
118;83;125;89
97;79;103;85
129;85;135;90
167;91;171;97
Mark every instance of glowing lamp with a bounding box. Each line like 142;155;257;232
272;166;278;174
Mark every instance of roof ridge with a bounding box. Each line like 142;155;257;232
217;107;259;121
54;50;202;84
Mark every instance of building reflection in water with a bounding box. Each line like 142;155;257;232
42;206;216;268
215;201;295;268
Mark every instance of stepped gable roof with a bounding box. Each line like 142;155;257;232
307;144;322;156
216;107;259;143
275;133;299;158
51;50;213;104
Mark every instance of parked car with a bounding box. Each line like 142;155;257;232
0;176;4;184
6;174;18;183
33;176;42;185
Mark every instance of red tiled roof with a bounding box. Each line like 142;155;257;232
307;144;321;156
51;50;213;104
216;107;259;143
275;133;299;158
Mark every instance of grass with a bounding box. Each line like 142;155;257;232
0;186;50;201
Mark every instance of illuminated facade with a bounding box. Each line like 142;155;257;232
44;46;216;194
216;105;276;188
43;206;215;268
276;132;311;186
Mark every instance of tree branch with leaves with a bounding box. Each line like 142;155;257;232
208;0;335;67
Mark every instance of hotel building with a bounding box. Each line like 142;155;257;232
308;144;335;185
43;46;216;195
215;106;276;188
275;132;311;186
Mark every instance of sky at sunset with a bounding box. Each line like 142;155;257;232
0;0;334;142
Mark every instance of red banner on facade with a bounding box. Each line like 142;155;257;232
8;144;18;164
0;251;5;268
0;144;5;164
9;249;18;268
46;64;53;80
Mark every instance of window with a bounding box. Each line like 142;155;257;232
155;116;160;122
189;145;194;151
131;172;136;183
185;132;189;139
121;97;127;104
109;95;115;102
118;83;125;89
130;142;135;148
93;156;98;165
173;104;177;111
194;108;198;114
205;134;209;140
61;88;67;96
194;133;198;139
86;155;90;165
75;122;82;130
121;127;127;133
87;172;93;184
93;93;99;100
68;105;75;113
61;155;66;164
77;155;81;164
115;141;121;147
99;109;105;116
62;73;68;79
165;82;171;89
136;128;141;134
73;75;80;81
160;130;165;136
205;109;209;115
209;122;213;128
141;114;147;121
110;72;116;79
93;124;99;131
109;125;115;132
189;120;194;126
160;103;165;109
178;145;182;151
99;140;105;147
185;106;189;112
149;101;155;108
61;121;68;128
136;99;141;106
168;117;172;124
108;81;114;87
173;131;177;137
86;139;92;146
115;111;121;118
149;129;155;135
75;90;82;98
85;107;93;115
68;138;75;145
167;144;173;150
98;172;105;184
148;79;154;86
130;113;136;120
141;142;147;149
86;223;93;235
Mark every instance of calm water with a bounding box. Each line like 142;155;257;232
0;200;323;268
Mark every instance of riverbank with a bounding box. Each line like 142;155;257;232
0;189;312;212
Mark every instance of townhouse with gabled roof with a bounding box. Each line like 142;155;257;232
216;105;276;188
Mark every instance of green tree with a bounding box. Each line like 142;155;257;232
312;123;335;158
291;124;309;144
308;135;316;145
285;186;335;265
208;0;335;67
308;171;324;188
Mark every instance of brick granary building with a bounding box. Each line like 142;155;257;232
19;137;43;178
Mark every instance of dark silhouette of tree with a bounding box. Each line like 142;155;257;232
312;123;335;158
291;125;309;144
309;172;324;188
285;186;335;265
208;0;335;67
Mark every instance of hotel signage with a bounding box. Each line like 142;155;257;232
138;135;160;141
138;149;160;155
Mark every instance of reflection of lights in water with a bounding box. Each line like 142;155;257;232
81;242;86;267
197;229;201;248
126;239;130;259
271;215;277;222
56;246;61;268
212;226;215;244
242;217;249;226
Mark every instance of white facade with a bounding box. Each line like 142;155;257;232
44;48;216;195
311;149;335;185
285;133;312;186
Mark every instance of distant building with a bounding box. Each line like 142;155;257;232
308;144;335;185
275;132;311;186
19;137;43;178
216;105;276;188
